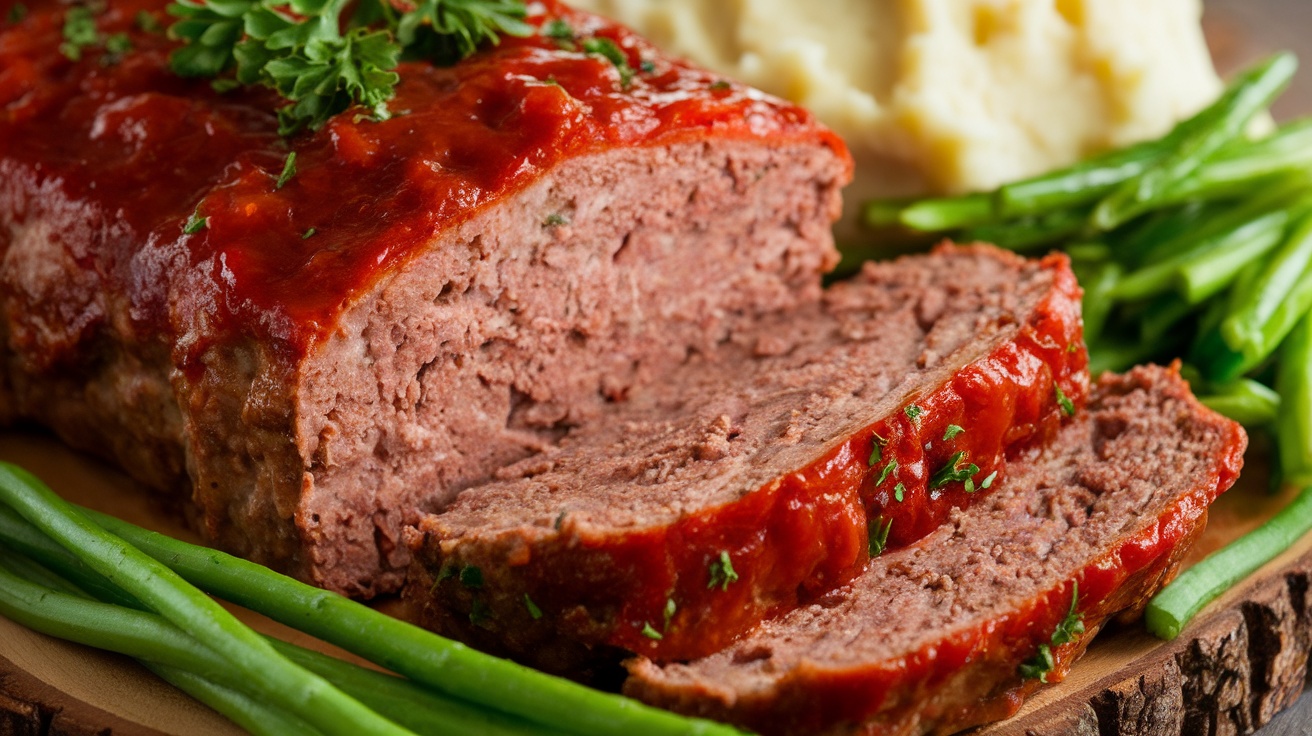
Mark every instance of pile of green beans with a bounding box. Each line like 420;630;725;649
0;463;743;736
865;51;1312;638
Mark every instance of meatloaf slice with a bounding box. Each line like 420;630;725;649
0;1;849;596
403;245;1088;671
623;365;1246;736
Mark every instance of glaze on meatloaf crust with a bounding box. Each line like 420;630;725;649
624;365;1246;736
0;0;850;595
404;245;1088;672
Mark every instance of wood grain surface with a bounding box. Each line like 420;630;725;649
3;2;1312;735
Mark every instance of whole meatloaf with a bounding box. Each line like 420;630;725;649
624;365;1246;736
0;0;849;594
404;245;1088;672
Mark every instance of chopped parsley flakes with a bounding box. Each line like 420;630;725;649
942;424;965;441
581;36;634;88
1019;583;1084;683
1055;382;1076;417
60;5;100;61
929;451;979;490
876;458;898;486
893;482;906;502
867;432;887;467
867;515;892;557
276;151;298;190
543;18;574;43
663;597;677;631
707;551;739;591
458;565;483;590
183;208;207;235
524;594;543;620
904;404;923;422
640;622;663;640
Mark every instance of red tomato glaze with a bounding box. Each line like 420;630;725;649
0;0;848;374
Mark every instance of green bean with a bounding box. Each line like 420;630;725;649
862;197;916;229
1110;198;1292;302
1112;201;1217;268
996;137;1172;218
0;558;240;688
1093;53;1298;230
271;640;562;736
897;192;994;231
1147;485;1312;639
1086;336;1165;377
0;463;414;736
1277;313;1312;486
1138;293;1198;344
1197;378;1281;426
72;507;745;736
1222;208;1312;352
1176;210;1288;303
0;552;321;736
1077;261;1121;345
1160;119;1312;205
1211;264;1312;382
144;663;324;736
0;548;553;736
959;207;1088;251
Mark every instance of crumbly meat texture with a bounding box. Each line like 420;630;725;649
403;245;1088;671
0;1;849;596
623;365;1246;736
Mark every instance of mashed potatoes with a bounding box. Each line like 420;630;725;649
570;0;1222;231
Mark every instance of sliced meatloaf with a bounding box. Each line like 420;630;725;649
403;245;1089;671
624;365;1246;736
0;0;849;595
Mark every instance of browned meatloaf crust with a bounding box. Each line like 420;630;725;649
0;0;850;596
403;245;1088;673
623;365;1246;736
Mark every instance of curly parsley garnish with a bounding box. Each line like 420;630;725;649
166;0;532;135
1019;583;1085;683
707;551;739;591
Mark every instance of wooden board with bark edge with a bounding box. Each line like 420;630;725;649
0;426;1306;736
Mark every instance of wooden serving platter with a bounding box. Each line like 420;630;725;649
0;429;1307;736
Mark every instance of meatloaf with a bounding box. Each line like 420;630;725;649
404;245;1088;671
0;0;849;594
624;365;1246;736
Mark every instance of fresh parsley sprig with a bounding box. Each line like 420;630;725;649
166;0;531;135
